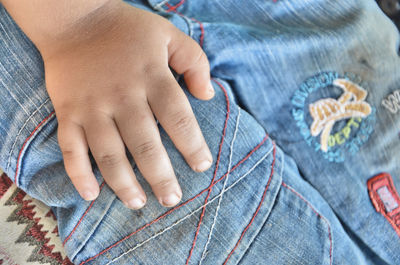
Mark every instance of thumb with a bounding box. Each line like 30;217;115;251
168;29;214;100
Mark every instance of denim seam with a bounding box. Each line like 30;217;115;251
186;79;231;264
154;3;193;39
78;77;261;265
270;209;328;234
165;0;186;12
223;142;277;265
62;181;106;246
182;10;212;261
164;3;204;47
0;77;30;116
13;110;56;186
105;148;274;265
154;0;171;10
5;98;51;173
281;182;333;265
0;25;36;117
71;192;118;262
234;148;285;265
280;206;330;234
79;133;270;265
199;107;241;264
0;15;43;107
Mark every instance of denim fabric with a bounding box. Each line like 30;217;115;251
0;0;399;264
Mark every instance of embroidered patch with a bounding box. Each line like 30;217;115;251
382;90;400;114
291;72;376;163
367;173;400;237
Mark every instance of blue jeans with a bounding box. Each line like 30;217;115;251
1;0;400;264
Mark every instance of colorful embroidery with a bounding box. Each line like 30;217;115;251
291;72;376;163
382;90;400;114
367;173;400;237
309;79;371;151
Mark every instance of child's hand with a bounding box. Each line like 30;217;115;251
37;2;214;208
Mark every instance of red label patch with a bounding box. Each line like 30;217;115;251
367;173;400;237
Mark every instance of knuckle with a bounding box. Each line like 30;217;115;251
61;148;77;160
152;178;175;190
133;141;159;159
114;93;132;107
141;62;165;77
111;84;134;106
171;112;194;133
97;152;123;168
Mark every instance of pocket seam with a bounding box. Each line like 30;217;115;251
77;133;272;265
5;97;51;173
223;142;278;265
13;109;55;187
281;182;333;265
62;181;107;246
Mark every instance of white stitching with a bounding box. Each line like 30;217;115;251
5;98;50;172
106;148;272;265
235;145;284;265
105;148;274;265
0;76;30;116
154;0;171;10
199;108;241;264
0;17;44;115
382;90;400;114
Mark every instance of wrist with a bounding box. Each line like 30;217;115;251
40;0;124;60
2;0;122;59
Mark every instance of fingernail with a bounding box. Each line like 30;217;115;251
194;160;212;172
126;198;145;209
160;193;181;207
82;190;97;201
208;82;214;95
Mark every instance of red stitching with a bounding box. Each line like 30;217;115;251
165;3;205;47
281;182;333;265
214;134;268;185
185;80;230;264
166;0;186;12
223;142;276;265
62;181;106;246
14;111;56;186
164;5;213;263
79;135;270;264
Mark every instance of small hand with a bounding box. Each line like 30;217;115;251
42;2;214;209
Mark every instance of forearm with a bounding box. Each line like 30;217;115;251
1;0;121;57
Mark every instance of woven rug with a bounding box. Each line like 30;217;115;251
0;168;73;265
